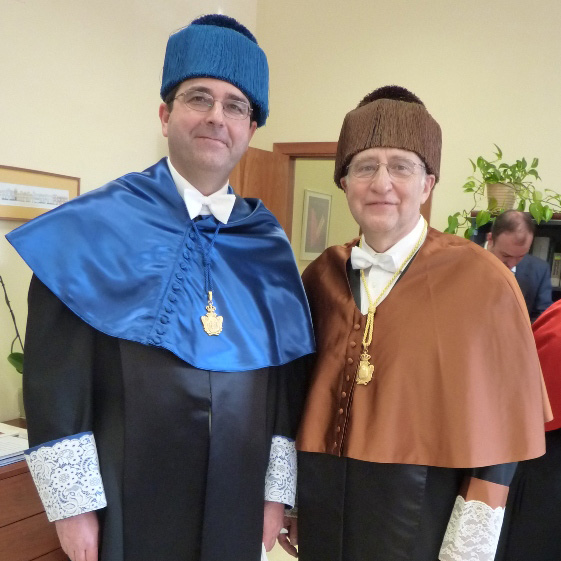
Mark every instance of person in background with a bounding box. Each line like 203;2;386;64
487;209;552;321
280;85;550;561
495;298;561;561
7;14;313;561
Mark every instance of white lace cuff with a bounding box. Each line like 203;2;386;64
264;435;296;507
24;431;107;522
439;496;505;561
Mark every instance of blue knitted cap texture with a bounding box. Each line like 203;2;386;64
161;15;269;127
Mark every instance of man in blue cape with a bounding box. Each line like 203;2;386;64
7;14;314;561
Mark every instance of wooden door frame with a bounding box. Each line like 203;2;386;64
271;141;433;238
272;142;337;239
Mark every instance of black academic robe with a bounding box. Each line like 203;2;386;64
298;454;515;561
495;428;561;561
24;276;306;561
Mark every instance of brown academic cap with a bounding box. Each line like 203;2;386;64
334;85;442;187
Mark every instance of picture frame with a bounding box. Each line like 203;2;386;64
300;190;331;260
0;164;80;221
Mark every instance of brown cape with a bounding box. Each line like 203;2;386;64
297;228;550;468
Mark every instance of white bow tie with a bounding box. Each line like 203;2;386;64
183;189;236;224
350;246;397;273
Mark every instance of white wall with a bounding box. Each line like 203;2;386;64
254;0;561;232
0;0;258;420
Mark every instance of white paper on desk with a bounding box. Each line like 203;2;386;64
0;435;28;458
261;543;268;561
0;422;27;439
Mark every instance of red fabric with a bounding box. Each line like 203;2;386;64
533;299;561;431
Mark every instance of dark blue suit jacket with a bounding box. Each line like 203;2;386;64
515;254;552;322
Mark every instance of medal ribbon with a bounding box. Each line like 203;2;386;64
356;219;427;385
192;220;223;334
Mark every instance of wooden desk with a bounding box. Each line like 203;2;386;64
0;420;65;561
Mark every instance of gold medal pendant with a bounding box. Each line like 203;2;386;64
201;291;223;336
356;351;374;385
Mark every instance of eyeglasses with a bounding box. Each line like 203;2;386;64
347;159;426;180
174;90;252;120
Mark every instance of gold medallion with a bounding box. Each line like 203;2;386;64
356;352;374;385
201;291;223;336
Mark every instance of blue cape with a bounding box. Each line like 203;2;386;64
7;159;314;371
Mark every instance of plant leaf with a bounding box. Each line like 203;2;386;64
476;210;491;228
531;158;539;168
445;215;459;234
493;144;503;160
8;352;24;374
516;199;526;211
529;202;543;223
464;227;475;240
544;206;554;222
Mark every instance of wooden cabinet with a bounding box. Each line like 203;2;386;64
0;430;65;561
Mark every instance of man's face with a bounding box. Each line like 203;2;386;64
487;231;533;269
340;147;435;249
159;77;257;185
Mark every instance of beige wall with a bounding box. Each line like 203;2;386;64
268;542;293;560
292;159;358;272
0;0;258;420
254;0;561;233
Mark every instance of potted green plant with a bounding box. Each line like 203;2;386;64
444;145;561;238
0;275;24;373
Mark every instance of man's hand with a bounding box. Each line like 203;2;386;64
278;515;298;558
54;511;99;561
263;500;285;552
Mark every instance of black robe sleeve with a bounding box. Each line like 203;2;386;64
270;353;313;440
24;274;97;447
439;463;517;561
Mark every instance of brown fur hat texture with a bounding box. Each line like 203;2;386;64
334;85;442;188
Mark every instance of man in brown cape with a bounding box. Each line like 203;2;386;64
280;86;551;561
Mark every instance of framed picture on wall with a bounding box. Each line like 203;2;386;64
0;165;80;222
301;190;331;260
